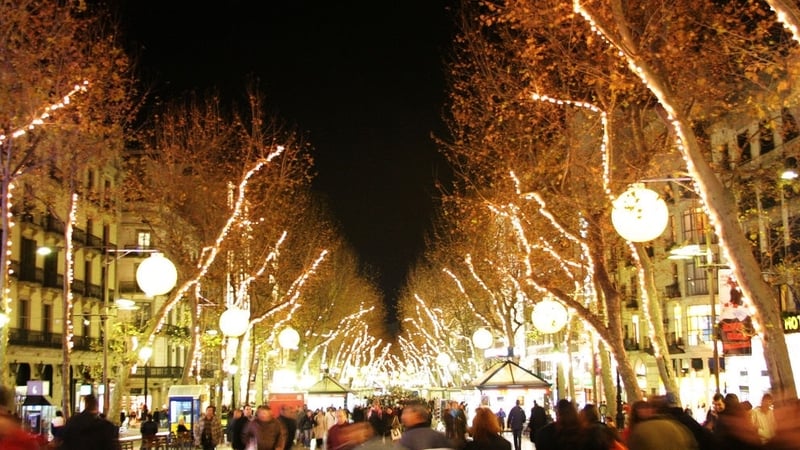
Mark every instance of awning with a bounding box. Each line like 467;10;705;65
22;395;51;406
473;360;551;390
307;375;350;395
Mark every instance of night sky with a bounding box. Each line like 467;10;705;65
119;1;454;318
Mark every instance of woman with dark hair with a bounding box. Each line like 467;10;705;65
463;407;510;450
581;404;620;450
714;393;762;450
534;399;587;450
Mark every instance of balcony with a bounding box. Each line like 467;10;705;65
130;366;185;379
72;334;102;351
118;280;144;295
623;338;640;351
17;267;43;284
8;328;62;349
44;214;65;235
73;228;87;246
664;282;681;299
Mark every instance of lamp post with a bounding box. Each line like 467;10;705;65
531;298;569;334
139;345;153;412
38;246;176;415
275;327;300;390
227;363;238;409
611;183;670;242
219;306;250;409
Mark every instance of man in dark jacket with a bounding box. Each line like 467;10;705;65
278;405;298;450
59;394;121;450
245;405;287;450
529;401;547;442
507;400;527;450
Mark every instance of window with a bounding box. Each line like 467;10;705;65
17;299;30;329
19;238;37;282
759;121;775;155
673;304;683;340
137;231;152;248
42;304;52;334
681;208;709;245
738;130;752;163
686;261;709;296
686;304;712;345
782;107;799;142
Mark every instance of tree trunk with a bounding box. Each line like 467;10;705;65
0;173;10;382
599;342;617;420
636;244;682;405
600;0;797;400
765;0;800;43
589;229;644;403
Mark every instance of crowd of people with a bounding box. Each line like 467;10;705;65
6;387;800;450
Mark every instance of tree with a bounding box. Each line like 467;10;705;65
0;0;134;415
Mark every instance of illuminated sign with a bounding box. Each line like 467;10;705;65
783;312;800;333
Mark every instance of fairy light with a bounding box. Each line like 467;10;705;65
64;193;79;349
144;146;285;347
574;1;768;335
766;1;800;43
249;249;328;328
530;93;611;195
1;182;15;319
0;81;89;144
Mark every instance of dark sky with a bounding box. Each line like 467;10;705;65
119;1;454;317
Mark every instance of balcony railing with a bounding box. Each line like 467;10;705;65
8;328;62;349
664;282;681;298
623;338;639;351
130;366;185;379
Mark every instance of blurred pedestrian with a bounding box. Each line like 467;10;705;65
0;385;38;450
60;394;120;450
465;407;510;450
752;393;775;444
194;406;224;450
534;399;586;450
626;399;698;450
507;400;526;450
714;393;760;450
279;405;298;450
398;403;453;450
244;405;288;450
327;409;354;450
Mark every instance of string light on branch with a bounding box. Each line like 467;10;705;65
0;81;89;144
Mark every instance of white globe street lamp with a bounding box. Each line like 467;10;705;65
531;298;569;334
136;253;178;297
435;352;452;367
218;307;250;338
611;183;669;242
278;327;300;350
472;328;493;350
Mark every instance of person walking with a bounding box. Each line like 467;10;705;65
59;394;121;450
0;385;39;450
751;393;776;444
507;400;527;450
140;413;159;450
232;408;252;450
464;407;511;450
528;401;547;443
326;409;354;450
314;409;327;449
279;405;299;450
244;405;288;450
398;403;453;450
195;406;224;450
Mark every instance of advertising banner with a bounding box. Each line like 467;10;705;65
717;268;755;356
